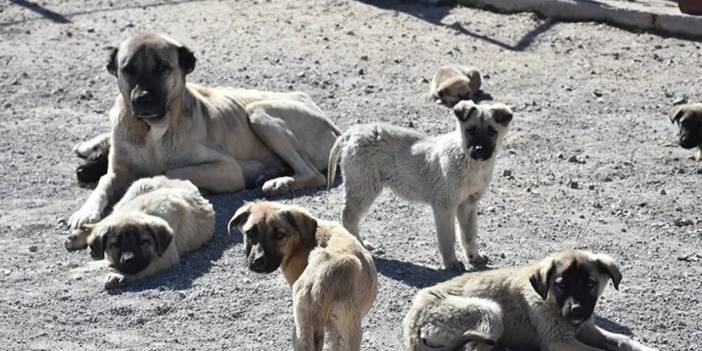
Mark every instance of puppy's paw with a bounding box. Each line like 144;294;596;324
262;176;294;195
469;252;489;265
444;260;466;272
65;229;88;251
104;273;127;289
68;207;101;230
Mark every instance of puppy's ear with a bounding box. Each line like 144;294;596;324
148;222;173;257
493;106;513;126
454;100;478;122
106;46;118;77
284;208;317;248
594;254;622;290
86;226;107;260
228;203;253;236
529;260;555;300
670;105;685;124
178;46;196;75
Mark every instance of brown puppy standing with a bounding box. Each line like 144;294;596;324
403;250;656;351
228;202;378;351
670;103;702;161
430;65;482;106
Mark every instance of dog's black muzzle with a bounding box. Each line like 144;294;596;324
469;145;494;161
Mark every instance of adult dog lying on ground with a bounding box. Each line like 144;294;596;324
403;249;656;351
228;202;378;351
327;100;512;270
670;103;702;161
80;176;214;289
66;32;340;246
430;65;482;107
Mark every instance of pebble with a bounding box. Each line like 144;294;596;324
569;180;579;189
674;218;694;227
28;245;37;253
502;169;512;177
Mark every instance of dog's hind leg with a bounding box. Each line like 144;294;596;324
247;107;327;195
341;171;381;242
329;313;363;351
292;288;325;351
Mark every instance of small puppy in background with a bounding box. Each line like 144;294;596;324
403;250;656;351
228;202;378;351
670;103;702;160
73;132;110;183
430;65;482;106
327;100;512;270
74;176;214;289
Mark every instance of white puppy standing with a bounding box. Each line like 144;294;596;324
327;101;513;270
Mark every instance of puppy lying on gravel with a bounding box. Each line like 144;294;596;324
327;100;512;270
228;201;378;351
403;250;656;351
73;132;110;184
670;103;702;161
430;65;482;106
75;176;214;289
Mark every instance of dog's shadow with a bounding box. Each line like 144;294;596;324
374;256;491;289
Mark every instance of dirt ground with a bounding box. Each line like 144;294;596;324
1;0;700;350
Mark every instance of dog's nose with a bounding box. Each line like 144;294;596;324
570;304;584;316
132;91;153;105
120;251;135;264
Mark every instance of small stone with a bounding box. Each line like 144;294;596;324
502;169;512;177
674;218;694;227
593;89;603;97
407;120;415;128
28;245;38;252
588;184;595;190
673;97;688;105
358;68;364;75
659;189;667;195
360;55;368;61
569;180;579;189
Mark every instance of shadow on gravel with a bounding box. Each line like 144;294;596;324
359;0;557;52
594;315;634;336
2;0;210;26
374;256;492;288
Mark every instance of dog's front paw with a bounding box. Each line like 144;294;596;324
469;252;489;265
262;176;294;195
68;207;101;230
444;260;466;272
65;229;88;251
104;273;127;289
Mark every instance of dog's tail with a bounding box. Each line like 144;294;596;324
326;134;345;191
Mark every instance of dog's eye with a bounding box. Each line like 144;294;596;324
586;280;597;288
488;127;497;137
274;231;286;240
555;278;566;289
122;65;136;75
466;126;477;135
155;64;170;74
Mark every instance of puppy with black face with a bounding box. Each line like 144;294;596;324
77;176;214;289
403;250;657;351
670;103;702;161
228;202;378;351
430;65;482;107
327;100;512;270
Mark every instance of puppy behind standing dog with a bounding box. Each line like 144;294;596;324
228;202;378;351
403;250;656;351
79;176;214;289
430;65;482;106
327;100;512;270
74;132;110;184
670;103;702;161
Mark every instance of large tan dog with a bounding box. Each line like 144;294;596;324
82;176;214;289
403;250;656;351
66;33;340;246
228;202;378;351
670;103;702;161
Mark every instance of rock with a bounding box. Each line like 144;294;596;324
659;189;667;195
28;245;38;253
569;180;579;189
674;218;694;227
673;97;688;105
358;68;364;75
502;169;512;177
593;89;603;97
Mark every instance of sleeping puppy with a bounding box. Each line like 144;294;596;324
73;133;110;183
670;103;702;161
403;250;656;351
327;100;512;270
228;202;378;351
76;176;214;289
430;65;482;107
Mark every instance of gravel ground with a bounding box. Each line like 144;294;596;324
1;0;701;350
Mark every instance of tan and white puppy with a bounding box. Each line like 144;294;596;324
670;103;702;161
430;65;482;107
66;32;340;247
228;202;378;351
403;250;656;351
327;101;512;270
80;176;214;289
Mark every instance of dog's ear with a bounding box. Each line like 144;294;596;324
86;225;107;260
594;254;622;290
284;208;317;248
529;260;555;300
148;222;173;257
106;46;119;77
454;100;478;122
228;203;254;236
493;106;513;126
178;46;196;75
670;105;686;125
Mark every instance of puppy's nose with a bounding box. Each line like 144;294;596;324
120;251;135;264
570;304;584;315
